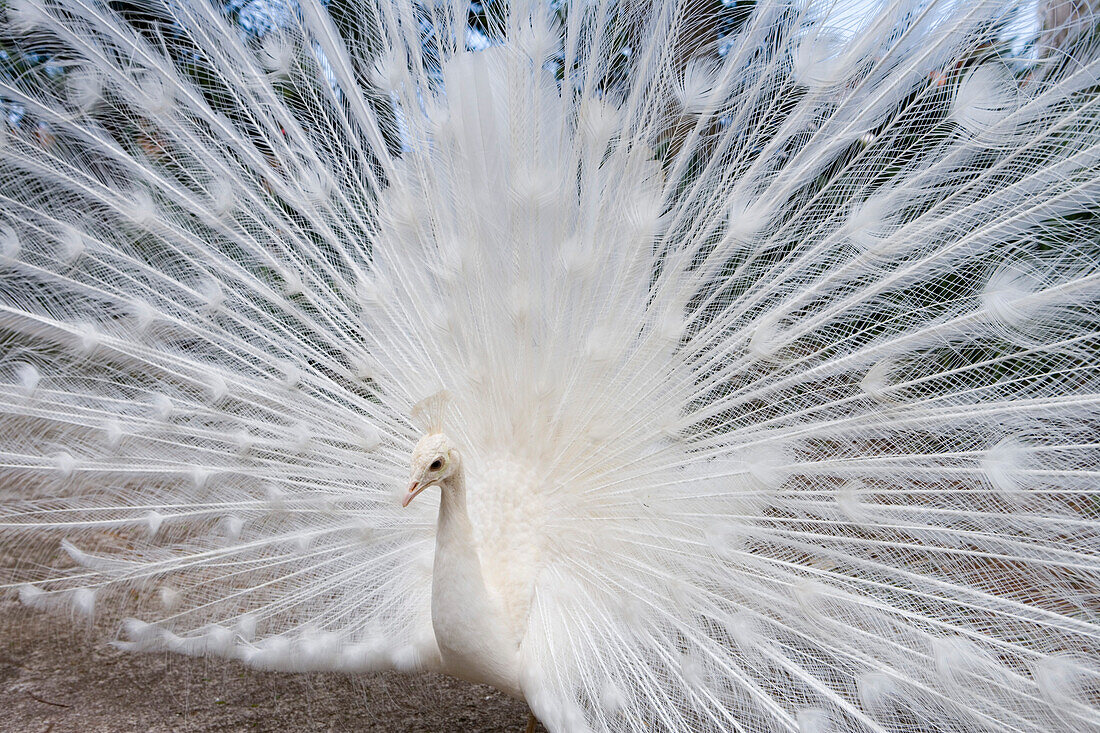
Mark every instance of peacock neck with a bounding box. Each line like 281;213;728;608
430;467;522;697
433;469;485;601
436;469;470;533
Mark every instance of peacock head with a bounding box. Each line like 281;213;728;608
403;433;461;507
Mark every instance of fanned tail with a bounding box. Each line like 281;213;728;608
1;1;1099;732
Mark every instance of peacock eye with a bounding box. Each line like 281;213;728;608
429;458;444;471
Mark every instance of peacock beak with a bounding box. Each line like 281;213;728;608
402;480;427;507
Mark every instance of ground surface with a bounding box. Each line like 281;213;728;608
0;597;539;732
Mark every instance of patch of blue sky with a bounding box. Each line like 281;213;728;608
228;0;299;36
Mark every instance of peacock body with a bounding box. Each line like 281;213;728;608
2;0;1100;730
